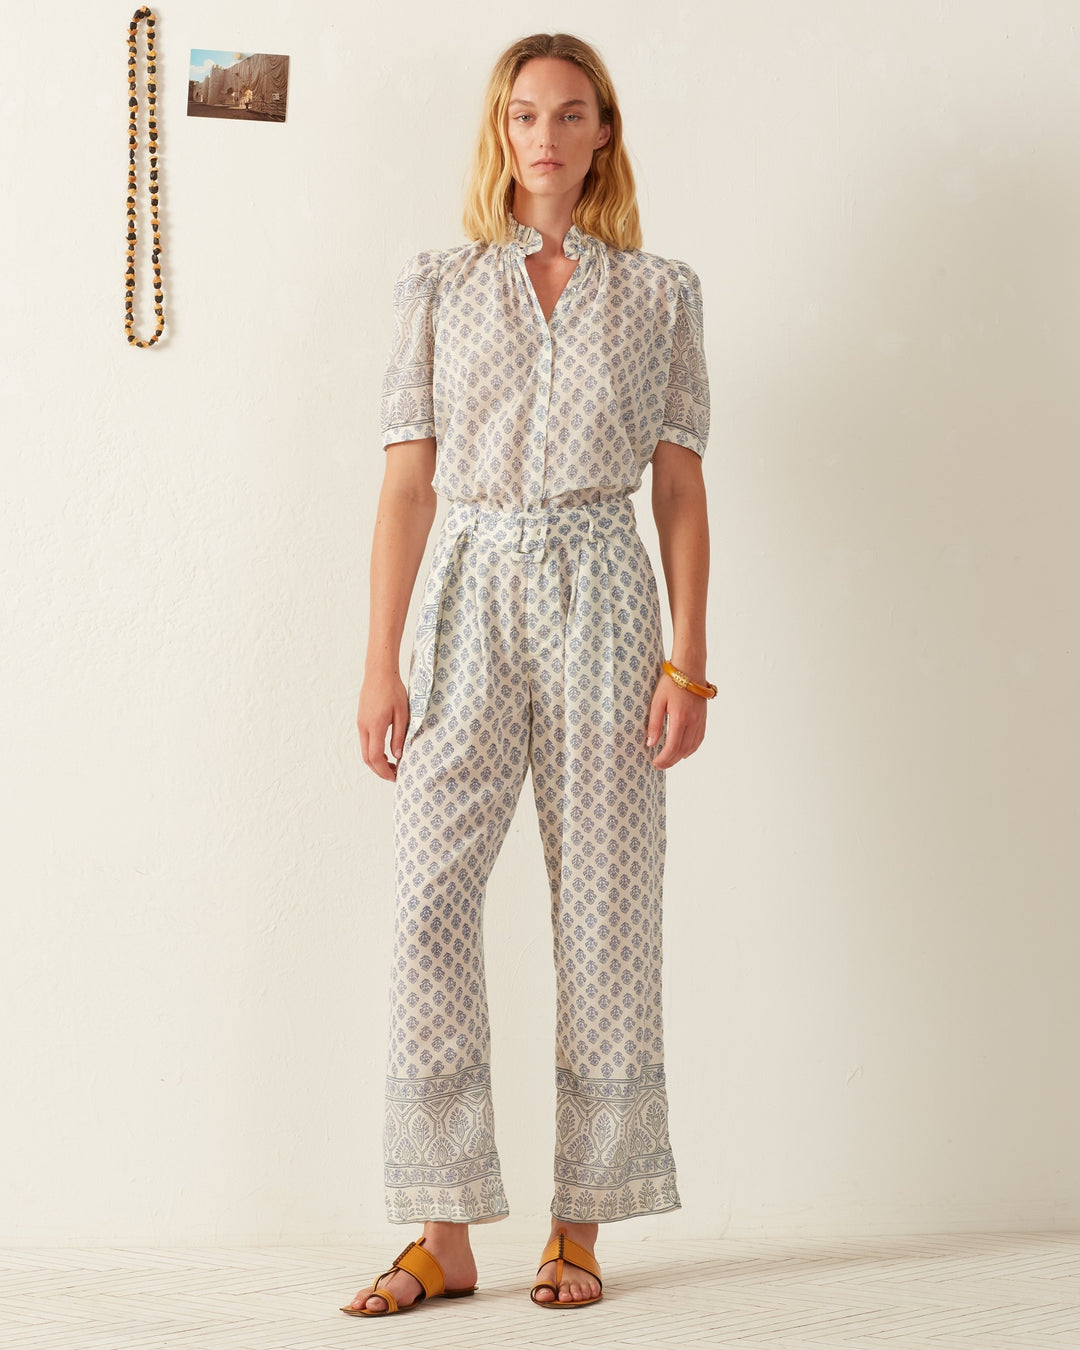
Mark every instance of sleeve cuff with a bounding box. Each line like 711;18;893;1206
657;427;706;458
382;423;437;448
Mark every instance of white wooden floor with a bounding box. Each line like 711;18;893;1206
0;1231;1077;1349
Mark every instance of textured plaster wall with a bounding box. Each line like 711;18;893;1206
1;0;1077;1244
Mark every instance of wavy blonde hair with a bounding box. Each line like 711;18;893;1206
462;33;642;251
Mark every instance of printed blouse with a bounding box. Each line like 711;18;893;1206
380;212;710;512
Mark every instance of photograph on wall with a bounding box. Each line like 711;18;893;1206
187;49;290;122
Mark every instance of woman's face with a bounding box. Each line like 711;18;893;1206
505;57;611;202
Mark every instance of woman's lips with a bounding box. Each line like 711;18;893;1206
533;160;563;168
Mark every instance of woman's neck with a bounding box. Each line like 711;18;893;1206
511;188;581;258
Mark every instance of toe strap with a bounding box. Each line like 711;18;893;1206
360;1279;399;1315
357;1236;444;1316
534;1230;603;1290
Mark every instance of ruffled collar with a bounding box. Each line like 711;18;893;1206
507;211;592;261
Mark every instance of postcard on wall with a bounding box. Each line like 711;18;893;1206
188;50;290;122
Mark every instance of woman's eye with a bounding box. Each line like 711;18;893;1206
513;113;583;123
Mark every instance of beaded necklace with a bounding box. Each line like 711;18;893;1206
125;7;165;347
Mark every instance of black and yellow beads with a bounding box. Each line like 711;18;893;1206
126;7;164;347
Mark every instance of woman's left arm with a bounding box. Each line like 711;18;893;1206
647;440;711;769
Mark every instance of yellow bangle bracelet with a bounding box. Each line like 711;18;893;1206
662;659;717;699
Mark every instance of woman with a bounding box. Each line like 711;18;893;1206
345;31;712;1316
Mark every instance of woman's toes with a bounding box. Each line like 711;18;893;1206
534;1255;600;1305
552;1266;599;1302
344;1268;422;1313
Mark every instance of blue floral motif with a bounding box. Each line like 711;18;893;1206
376;214;706;1226
380;213;709;514
382;499;682;1224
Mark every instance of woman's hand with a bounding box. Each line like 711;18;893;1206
357;670;411;781
358;440;437;782
649;441;710;769
646;672;709;769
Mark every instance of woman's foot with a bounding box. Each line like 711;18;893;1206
533;1219;601;1304
345;1220;477;1313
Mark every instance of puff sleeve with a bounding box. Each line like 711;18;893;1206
658;261;710;458
380;250;442;448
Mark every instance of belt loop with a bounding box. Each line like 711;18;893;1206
514;511;548;555
588;505;607;563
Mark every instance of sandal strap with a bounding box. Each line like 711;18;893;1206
384;1237;445;1300
364;1279;399;1314
534;1230;603;1288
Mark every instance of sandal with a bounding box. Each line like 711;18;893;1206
530;1226;604;1308
340;1236;478;1316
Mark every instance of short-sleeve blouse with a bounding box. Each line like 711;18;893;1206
380;211;709;513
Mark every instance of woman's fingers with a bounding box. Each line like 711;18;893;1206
389;703;410;765
362;721;396;781
646;683;668;750
357;682;411;781
650;686;708;769
651;722;682;768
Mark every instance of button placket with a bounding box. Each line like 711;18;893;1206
533;324;554;509
510;223;595;513
517;243;555;511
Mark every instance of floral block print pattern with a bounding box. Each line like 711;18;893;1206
383;1064;509;1224
379;213;710;513
552;1064;681;1222
382;496;681;1225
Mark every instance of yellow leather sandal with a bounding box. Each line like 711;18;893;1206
530;1227;604;1308
340;1236;478;1316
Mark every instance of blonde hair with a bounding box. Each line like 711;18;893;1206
462;33;642;251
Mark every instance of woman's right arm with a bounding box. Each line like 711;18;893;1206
357;438;437;780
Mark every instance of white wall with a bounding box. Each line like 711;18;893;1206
2;0;1077;1246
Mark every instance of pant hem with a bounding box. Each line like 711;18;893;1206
550;1198;682;1224
384;1209;510;1225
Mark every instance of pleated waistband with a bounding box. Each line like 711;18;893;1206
442;494;638;555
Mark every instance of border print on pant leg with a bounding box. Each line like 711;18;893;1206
551;1063;682;1221
384;1063;510;1223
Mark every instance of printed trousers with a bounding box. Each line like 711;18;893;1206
382;493;681;1225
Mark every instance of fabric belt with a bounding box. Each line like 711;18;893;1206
443;493;637;558
403;493;640;748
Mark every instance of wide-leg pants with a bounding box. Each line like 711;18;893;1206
382;493;681;1225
